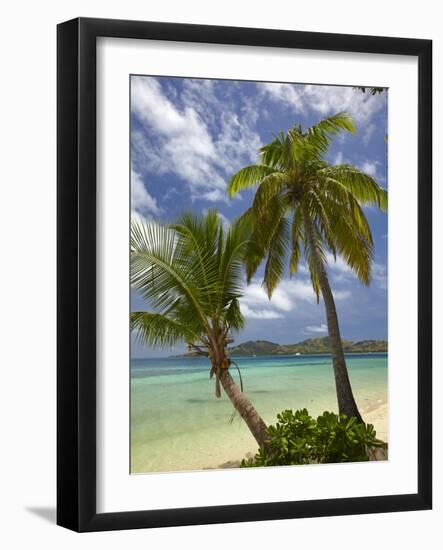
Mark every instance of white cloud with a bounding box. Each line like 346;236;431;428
199;189;227;203
131;168;161;217
260;83;305;113
239;279;295;321
131;76;261;202
240;281;293;313
326;252;386;293
304;85;384;123
372;263;387;290
360;160;380;178
295;263;310;275
262;83;386;124
131;77;222;200
333;151;344;165
362;123;377;145
280;279;318;302
181;80;261;170
238;271;352;322
305;323;328;333
332;289;352;300
240;304;283;320
214;110;261;173
326;252;353;276
181;79;218;117
237;270;352;326
132;77;209;139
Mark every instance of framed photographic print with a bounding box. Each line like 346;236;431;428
57;17;432;532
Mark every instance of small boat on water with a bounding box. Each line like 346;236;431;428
295;352;301;356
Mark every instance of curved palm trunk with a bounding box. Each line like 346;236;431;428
303;211;363;423
220;369;269;449
315;264;363;422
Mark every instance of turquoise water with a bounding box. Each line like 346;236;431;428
131;353;388;473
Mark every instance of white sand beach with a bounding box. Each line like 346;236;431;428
364;401;388;443
131;354;388;473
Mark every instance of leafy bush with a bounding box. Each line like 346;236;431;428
240;409;384;467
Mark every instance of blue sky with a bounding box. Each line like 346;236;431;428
130;75;388;358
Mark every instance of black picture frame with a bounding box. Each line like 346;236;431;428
57;17;432;532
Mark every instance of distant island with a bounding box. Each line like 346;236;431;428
228;337;387;356
173;337;387;357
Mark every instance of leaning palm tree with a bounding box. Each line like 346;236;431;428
131;210;269;448
227;112;387;422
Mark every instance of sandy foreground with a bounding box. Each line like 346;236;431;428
132;401;389;473
364;401;388;443
216;400;388;469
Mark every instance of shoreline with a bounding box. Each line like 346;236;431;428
216;400;388;469
131;400;388;473
131;354;387;474
167;351;388;360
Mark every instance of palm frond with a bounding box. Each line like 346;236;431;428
259;136;285;168
302;215;327;302
318;164;387;211
289;205;304;276
326;205;374;285
170;210;220;313
311;111;356;136
224;298;245;332
243;197;288;290
131;211;253;354
131;219;211;330
289;112;355;160
307;184;374;285
227;164;277;197
131;311;198;348
227;113;387;309
252;172;288;216
235;208;267;284
262;213;290;298
218;215;252;309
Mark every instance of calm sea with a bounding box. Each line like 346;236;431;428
131;353;387;473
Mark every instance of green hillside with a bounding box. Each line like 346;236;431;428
227;337;387;356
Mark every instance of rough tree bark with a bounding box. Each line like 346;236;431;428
220;369;269;449
303;208;364;423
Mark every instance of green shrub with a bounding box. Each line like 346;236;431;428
240;409;383;467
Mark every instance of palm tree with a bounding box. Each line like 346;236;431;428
131;210;269;448
227;112;387;423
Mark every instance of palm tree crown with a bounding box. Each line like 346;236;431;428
131;210;269;447
131;209;249;352
227;112;387;422
227;112;387;300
